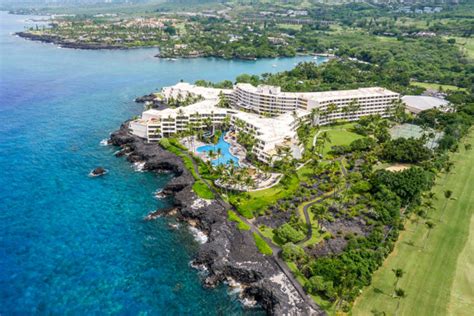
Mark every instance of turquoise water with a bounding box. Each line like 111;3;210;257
0;12;326;314
197;134;239;166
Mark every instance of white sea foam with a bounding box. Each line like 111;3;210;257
153;189;166;199
226;277;243;295
188;226;208;244
240;296;257;307
189;261;209;274
100;138;109;146
133;161;146;172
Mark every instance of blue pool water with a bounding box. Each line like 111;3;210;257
197;134;239;166
0;11;326;314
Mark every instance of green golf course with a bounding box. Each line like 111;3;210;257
353;130;474;316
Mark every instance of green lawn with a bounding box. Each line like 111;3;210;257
321;129;364;155
229;173;300;218
353;130;474;316
227;210;250;230
411;81;466;92
451;37;474;60
253;232;273;255
277;23;302;31
306;123;364;157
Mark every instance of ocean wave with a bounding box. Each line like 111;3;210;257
240;296;257;308
226;277;243;296
153;189;166;199
188;226;208;244
99;138;110;146
132;161;146;172
189;260;209;276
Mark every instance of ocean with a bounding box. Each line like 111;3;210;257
0;11;325;314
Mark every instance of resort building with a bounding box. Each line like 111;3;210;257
231;83;400;123
401;95;449;114
231;110;309;164
129;82;400;164
129;99;229;140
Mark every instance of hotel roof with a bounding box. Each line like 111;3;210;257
302;87;399;101
402;95;449;114
163;82;233;100
142;99;226;120
235;83;398;101
232;110;308;146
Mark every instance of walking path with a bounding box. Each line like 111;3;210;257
297;158;349;245
181;149;325;314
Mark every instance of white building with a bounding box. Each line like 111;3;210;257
402;95;449;114
231;83;399;122
129;82;399;164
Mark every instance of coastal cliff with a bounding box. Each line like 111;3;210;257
16;32;140;50
110;122;322;315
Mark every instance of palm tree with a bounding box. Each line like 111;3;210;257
325;103;338;122
318;131;331;156
392;268;404;289
310;108;320;126
423;221;435;250
347;99;361;119
208;149;214;161
391;99;406;123
394;288;406;316
217;147;222;165
440;190;453;221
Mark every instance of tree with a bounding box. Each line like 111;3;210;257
392;268;404;289
216;147;222;165
274;223;305;244
281;243;306;262
393;288;406;315
423;221;435;250
310;108;320;126
317;131;331;156
440;190;453;221
380;138;432;163
325;103;338;121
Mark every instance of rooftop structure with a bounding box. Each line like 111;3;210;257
161;82;232;102
402;95;449;114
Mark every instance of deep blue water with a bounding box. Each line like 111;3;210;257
0;12;325;314
197;134;239;166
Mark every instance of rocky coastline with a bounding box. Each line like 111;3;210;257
15;32;156;50
110;122;322;315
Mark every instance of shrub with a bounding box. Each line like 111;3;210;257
281;243;306;262
274;223;306;244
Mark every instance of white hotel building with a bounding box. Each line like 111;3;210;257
129;82;399;164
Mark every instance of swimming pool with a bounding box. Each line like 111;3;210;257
197;134;240;166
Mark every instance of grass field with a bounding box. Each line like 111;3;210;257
352;130;474;316
411;81;466;92
452;37;474;60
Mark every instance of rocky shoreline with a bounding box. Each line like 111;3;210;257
110;122;322;315
15;32;157;50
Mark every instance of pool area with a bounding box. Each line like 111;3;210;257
196;134;240;166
